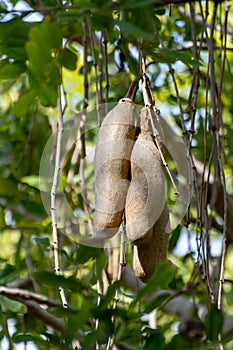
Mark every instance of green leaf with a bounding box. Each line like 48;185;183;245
0;62;25;80
74;244;103;264
33;271;83;290
0;296;26;313
117;41;140;76
168;225;182;252
60;48;77;70
143;327;166;350
25;18;62;107
13;90;37;117
12;333;35;343
118;0;162;9
164;334;190;349
0;178;18;197
115;19;153;40
33;236;50;247
143;291;171;314
137;261;177;300
12;332;48;346
21;175;41;190
0;264;19;285
0;18;29;61
151;48;201;66
91;13;113;31
205;303;224;343
95;252;108;280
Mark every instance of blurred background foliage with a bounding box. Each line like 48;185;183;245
0;0;233;349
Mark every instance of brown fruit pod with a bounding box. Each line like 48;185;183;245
133;204;170;282
93;98;136;240
125;108;166;246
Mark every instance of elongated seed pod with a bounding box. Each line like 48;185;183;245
133;204;170;282
93;98;136;240
125;108;166;246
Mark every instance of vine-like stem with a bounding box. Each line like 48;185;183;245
217;1;230;312
50;82;68;308
103;29;110;111
106;225;126;350
87;18;101;126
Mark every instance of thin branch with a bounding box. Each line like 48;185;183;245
7;277;34;289
0;286;61;307
218;1;231;163
79;18;94;237
50;81;68;308
103;29;110;110
107;224;126;350
98;31;103;105
0;287;64;332
188;1;201;133
141;58;179;195
65;20;90;194
216;1;231;311
151;110;179;195
125;78;139;101
87;18;101;126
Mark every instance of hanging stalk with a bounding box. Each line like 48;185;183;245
50;79;68;308
141;56;179;196
87;18;101;126
206;2;223;305
198;0;216;303
217;1;230;311
103;29;110;111
98;31;103;105
106;223;126;350
79;18;94;237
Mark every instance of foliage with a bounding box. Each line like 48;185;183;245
0;0;233;349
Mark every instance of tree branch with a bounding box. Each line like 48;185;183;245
0;286;61;307
0;286;64;332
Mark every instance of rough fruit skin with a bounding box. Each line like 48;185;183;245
93;98;136;240
133;204;170;282
125;130;166;246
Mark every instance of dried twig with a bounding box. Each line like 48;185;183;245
50;79;68;308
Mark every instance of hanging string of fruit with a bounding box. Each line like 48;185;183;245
93;57;174;281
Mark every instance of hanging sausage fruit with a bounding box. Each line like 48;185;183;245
125;107;166;246
93;98;136;242
125;106;170;281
